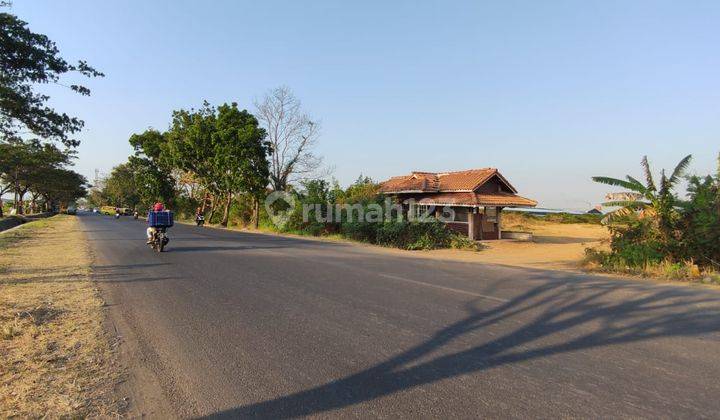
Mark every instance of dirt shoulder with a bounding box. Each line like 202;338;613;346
0;215;124;417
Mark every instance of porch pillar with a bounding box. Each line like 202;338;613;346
497;207;503;239
467;209;475;240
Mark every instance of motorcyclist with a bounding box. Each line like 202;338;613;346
146;202;165;244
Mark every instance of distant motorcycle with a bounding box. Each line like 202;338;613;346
195;214;205;227
133;211;139;220
148;227;169;252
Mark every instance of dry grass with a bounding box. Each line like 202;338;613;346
0;215;123;417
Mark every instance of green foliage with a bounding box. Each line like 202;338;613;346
0;139;85;214
681;171;720;267
590;153;720;275
0;12;103;146
542;213;603;224
375;220;453;250
103;163;139;208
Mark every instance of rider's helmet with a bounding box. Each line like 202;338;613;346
153;202;165;212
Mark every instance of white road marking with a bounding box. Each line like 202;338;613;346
377;273;510;303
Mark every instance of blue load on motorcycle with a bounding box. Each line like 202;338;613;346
148;211;174;227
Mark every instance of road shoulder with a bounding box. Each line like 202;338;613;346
0;215;124;417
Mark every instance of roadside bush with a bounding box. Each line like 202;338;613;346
341;220;379;243
375;220;452;250
450;234;484;251
588;153;720;281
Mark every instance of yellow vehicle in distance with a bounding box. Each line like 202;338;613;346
101;206;133;216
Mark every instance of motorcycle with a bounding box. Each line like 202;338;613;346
195;214;205;226
148;227;169;252
133;211;139;220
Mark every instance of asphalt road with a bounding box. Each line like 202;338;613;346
80;212;720;418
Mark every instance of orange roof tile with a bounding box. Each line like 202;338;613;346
379;168;516;193
379;168;536;207
414;192;537;207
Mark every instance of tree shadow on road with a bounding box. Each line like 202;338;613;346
209;275;720;418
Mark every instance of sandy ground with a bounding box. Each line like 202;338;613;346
424;215;609;270
0;215;123;417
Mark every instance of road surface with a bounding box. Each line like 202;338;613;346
79;212;720;418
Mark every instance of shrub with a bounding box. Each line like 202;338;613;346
341;220;379;243
450;234;483;251
375;220;452;250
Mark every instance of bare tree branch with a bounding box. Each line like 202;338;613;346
255;86;323;191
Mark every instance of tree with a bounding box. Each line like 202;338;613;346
592;155;692;229
0;12;103;146
211;103;270;226
33;168;87;211
103;163;139;208
128;156;175;211
164;102;219;197
592;155;693;265
682;153;720;267
164;102;271;226
0;139;72;213
255;86;321;191
128;129;176;210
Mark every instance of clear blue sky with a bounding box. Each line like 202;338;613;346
13;0;720;209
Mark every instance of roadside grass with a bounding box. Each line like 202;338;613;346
582;248;720;286
0;215;123;417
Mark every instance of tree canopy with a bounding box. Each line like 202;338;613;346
95;101;272;226
0;139;86;215
0;11;103;146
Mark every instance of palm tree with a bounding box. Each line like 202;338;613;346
592;155;692;227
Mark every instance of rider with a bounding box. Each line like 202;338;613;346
146;202;165;244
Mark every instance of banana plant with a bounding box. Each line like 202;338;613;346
592;155;692;225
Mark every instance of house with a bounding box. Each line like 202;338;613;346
379;168;537;240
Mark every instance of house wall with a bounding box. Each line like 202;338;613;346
384;194;505;240
445;222;468;236
475;176;514;194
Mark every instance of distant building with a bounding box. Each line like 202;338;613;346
379;168;537;240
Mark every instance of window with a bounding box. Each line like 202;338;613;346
412;204;435;221
485;206;497;223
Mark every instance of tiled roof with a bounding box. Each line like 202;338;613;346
379;168;536;208
414;192;537;207
379;168;516;193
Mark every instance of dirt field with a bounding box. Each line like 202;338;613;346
0;216;123;417
470;213;609;270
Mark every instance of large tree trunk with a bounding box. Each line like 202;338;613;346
253;196;260;229
17;188;27;215
30;193;39;214
220;192;232;227
200;191;210;214
207;194;217;223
